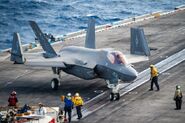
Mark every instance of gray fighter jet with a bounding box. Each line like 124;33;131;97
10;18;150;100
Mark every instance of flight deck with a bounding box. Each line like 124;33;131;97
0;7;185;123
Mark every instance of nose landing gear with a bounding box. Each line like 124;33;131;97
106;80;120;101
110;92;120;101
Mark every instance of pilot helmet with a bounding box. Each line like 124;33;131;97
75;93;79;96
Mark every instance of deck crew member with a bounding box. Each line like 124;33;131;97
37;102;47;115
174;85;183;110
64;93;73;123
8;91;18;107
73;93;84;119
149;65;160;91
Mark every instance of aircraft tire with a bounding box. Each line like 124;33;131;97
116;93;120;100
110;93;114;101
51;78;59;90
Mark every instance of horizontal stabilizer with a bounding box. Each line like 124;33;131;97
10;33;25;64
85;18;96;49
130;27;150;56
29;21;57;58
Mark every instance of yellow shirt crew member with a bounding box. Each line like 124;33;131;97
73;96;84;106
149;65;160;91
150;65;158;78
73;93;84;119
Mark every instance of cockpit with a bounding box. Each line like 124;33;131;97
107;51;127;65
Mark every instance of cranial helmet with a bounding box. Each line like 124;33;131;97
11;91;16;95
38;102;43;106
150;64;154;68
75;93;79;96
67;93;71;97
176;85;180;89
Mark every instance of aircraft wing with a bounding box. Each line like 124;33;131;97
24;52;45;58
25;59;66;68
125;54;149;64
25;54;66;68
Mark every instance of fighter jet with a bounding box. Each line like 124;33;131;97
10;18;150;101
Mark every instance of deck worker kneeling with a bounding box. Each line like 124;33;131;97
149;65;160;91
174;85;183;110
73;93;84;120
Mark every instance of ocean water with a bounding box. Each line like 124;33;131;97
0;0;185;50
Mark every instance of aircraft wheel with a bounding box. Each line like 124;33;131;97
115;93;120;100
110;93;114;101
51;78;59;90
110;93;120;101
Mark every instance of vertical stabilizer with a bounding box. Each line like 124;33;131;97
29;21;57;58
130;27;150;56
85;18;96;49
10;33;25;64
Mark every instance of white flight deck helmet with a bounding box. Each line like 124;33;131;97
11;91;17;95
75;93;79;96
150;64;155;68
67;93;71;97
176;85;181;89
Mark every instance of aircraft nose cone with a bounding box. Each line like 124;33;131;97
128;66;138;80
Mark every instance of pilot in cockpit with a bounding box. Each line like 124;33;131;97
108;51;127;65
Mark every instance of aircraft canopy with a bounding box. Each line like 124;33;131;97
107;51;127;65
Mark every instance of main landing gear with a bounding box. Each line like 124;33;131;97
51;67;62;90
51;78;60;90
106;80;120;101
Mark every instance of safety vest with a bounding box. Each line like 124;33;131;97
64;97;73;108
151;67;158;77
174;89;183;98
73;96;84;106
